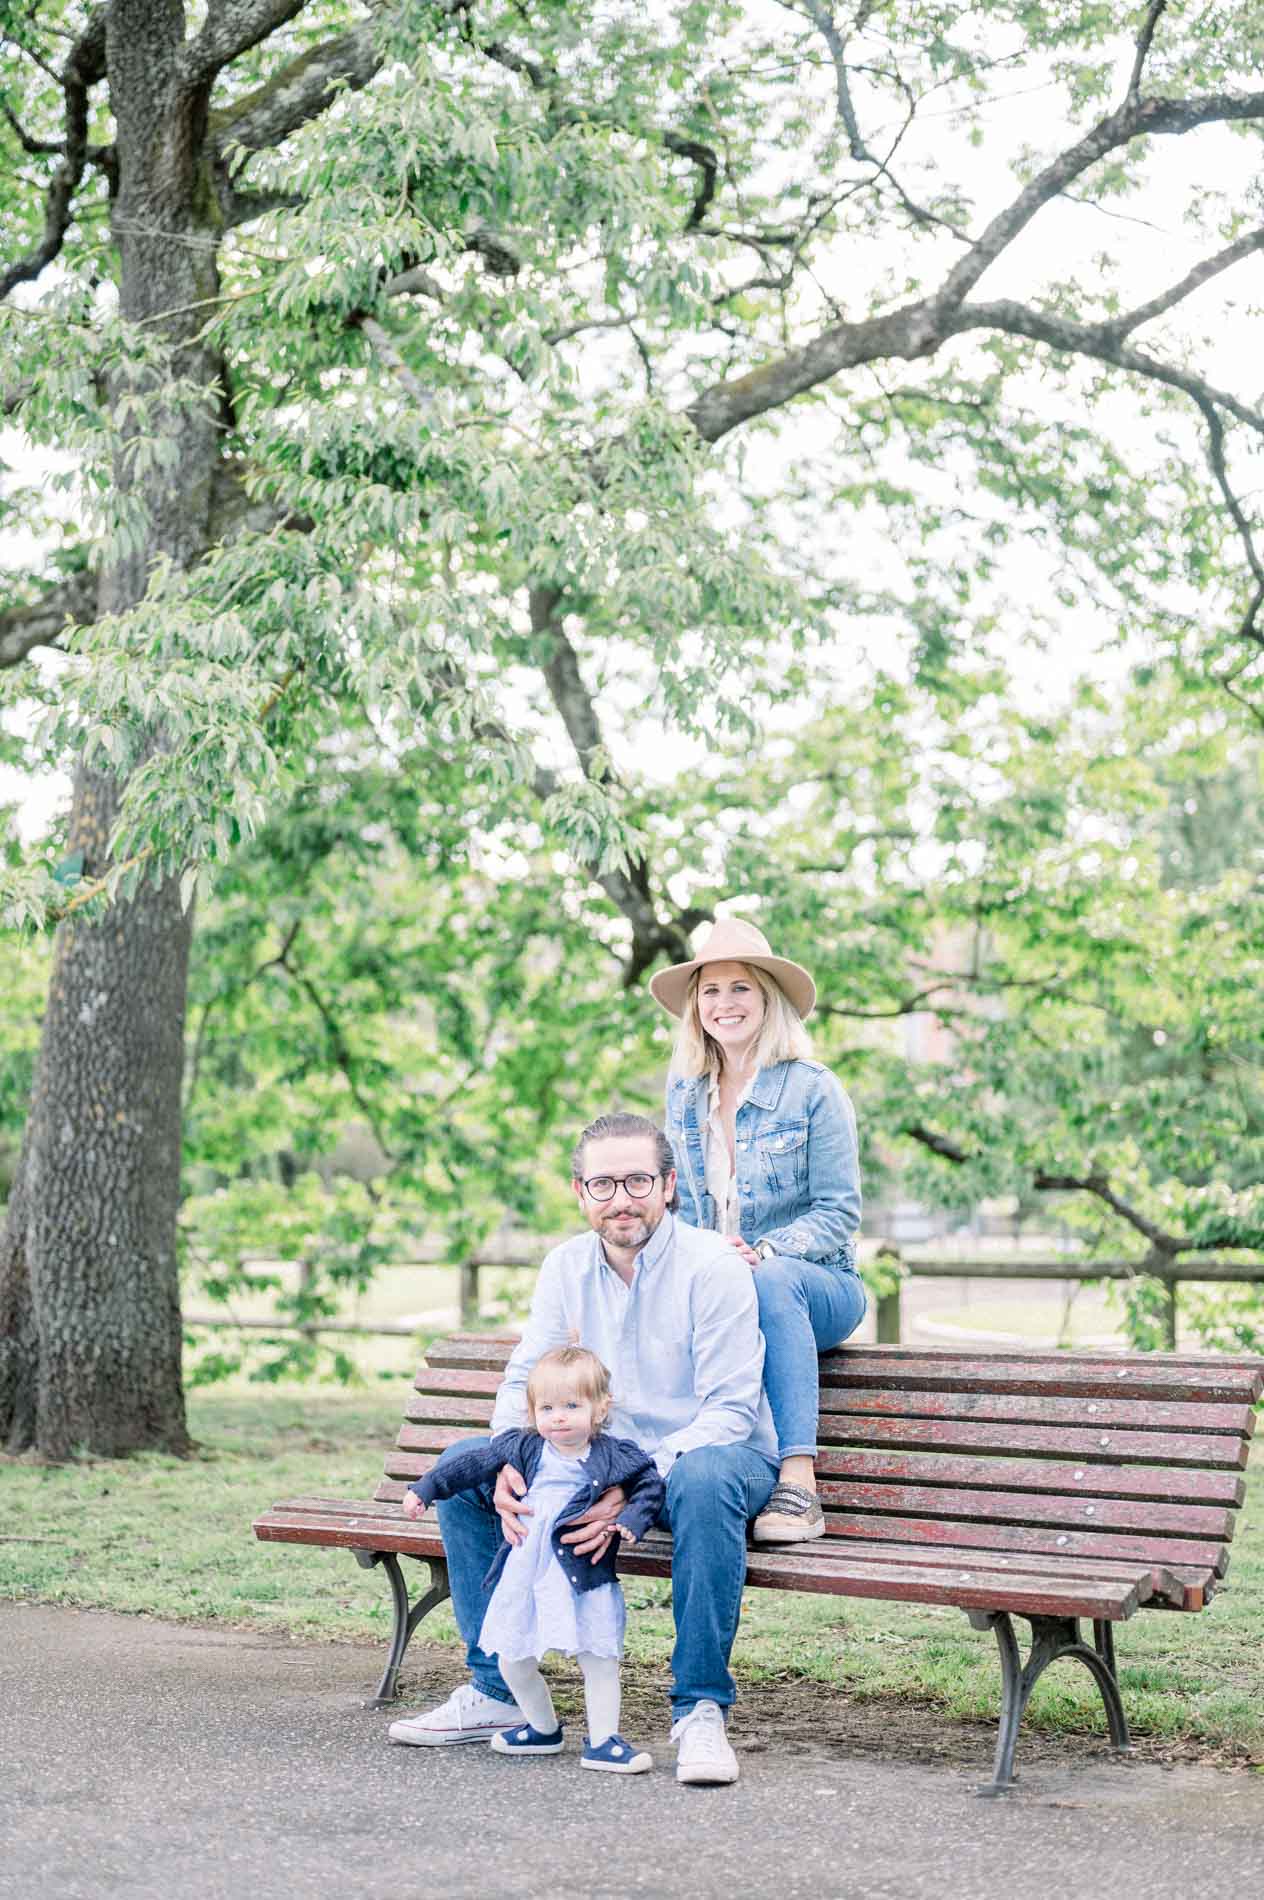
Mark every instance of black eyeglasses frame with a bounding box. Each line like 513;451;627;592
579;1171;664;1203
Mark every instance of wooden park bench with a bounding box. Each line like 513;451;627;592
254;1336;1263;1793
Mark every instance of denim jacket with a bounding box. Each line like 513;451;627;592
665;1058;861;1268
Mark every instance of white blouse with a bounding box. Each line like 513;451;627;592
703;1071;752;1237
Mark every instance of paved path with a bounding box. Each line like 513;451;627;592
3;1602;1262;1900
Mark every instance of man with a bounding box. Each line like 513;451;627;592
388;1111;779;1784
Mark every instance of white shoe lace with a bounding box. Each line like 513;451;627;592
672;1700;728;1754
429;1682;500;1729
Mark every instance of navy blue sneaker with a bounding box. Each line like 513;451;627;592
489;1722;564;1756
581;1733;652;1774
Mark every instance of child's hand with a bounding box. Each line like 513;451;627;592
494;1464;532;1546
615;1523;636;1546
401;1491;425;1520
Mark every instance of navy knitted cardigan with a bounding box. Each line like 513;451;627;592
408;1427;665;1595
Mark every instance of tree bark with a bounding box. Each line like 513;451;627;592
0;0;225;1457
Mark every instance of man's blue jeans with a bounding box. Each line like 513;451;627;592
435;1440;777;1720
755;1255;867;1461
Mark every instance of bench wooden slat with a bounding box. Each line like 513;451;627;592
404;1394;498;1427
639;1548;1151;1622
390;1424;1245;1507
254;1505;444;1559
814;1415;1250;1468
365;1470;1225;1589
819;1351;1264;1405
813;1476;1234;1540
378;1451;1236;1541
423;1335;1264;1405
812;1446;1244;1505
826;1343;1264;1378
258;1493;1209;1615
815;1386;1256;1437
394;1407;1251;1469
404;1375;1254;1444
817;1509;1226;1581
413;1367;506;1399
255;1498;1151;1622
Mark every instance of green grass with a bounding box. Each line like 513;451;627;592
3;1383;1261;1755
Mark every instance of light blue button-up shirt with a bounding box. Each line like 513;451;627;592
490;1212;779;1477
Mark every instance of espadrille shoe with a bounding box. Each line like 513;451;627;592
751;1481;826;1544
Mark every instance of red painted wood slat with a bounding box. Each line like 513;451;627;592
412;1367;505;1399
815;1386;1256;1438
403;1393;497;1427
820;1351;1263;1405
813;1476;1234;1539
814;1415;1250;1469
816;1509;1227;1580
810;1446;1244;1505
423;1337;1264;1404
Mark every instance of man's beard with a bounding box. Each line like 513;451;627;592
595;1209;654;1250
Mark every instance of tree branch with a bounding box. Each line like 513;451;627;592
902;1122;971;1165
527;585;702;981
950;299;1264;440
791;0;968;242
1189;393;1264;654
271;931;392;1170
207;19;380;156
181;0;309;87
0;12;107;303
0;569;97;668
903;1124;1185;1254
1109;226;1264;339
470;27;720;235
0;463;306;675
933;86;1264;315
1031;1170;1178;1253
1127;0;1168;105
660;131;719;230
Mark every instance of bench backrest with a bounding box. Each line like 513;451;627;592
378;1337;1262;1609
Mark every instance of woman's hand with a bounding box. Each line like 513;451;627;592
560;1484;627;1563
723;1233;760;1268
493;1463;532;1546
400;1490;425;1520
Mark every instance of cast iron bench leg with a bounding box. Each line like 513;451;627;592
969;1611;1132;1797
354;1551;452;1708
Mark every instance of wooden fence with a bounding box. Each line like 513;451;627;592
182;1249;1264;1348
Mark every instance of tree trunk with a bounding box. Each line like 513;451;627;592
0;1;224;1457
0;1126;39;1453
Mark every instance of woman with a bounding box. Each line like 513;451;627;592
651;917;864;1544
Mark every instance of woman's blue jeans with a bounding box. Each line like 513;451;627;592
754;1254;867;1461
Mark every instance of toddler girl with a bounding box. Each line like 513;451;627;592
402;1345;664;1772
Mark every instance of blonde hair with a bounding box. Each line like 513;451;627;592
670;962;813;1080
526;1346;613;1432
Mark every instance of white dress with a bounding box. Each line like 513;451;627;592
477;1442;627;1665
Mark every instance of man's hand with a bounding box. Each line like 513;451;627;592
401;1490;425;1520
560;1485;627;1563
493;1464;532;1546
723;1233;759;1267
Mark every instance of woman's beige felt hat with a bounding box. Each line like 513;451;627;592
649;917;817;1020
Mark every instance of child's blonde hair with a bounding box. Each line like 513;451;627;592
526;1346;613;1432
671;961;813;1080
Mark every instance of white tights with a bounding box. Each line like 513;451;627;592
498;1652;622;1746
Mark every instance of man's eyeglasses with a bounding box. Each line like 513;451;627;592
581;1171;662;1202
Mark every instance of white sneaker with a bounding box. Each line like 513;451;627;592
388;1683;524;1747
671;1700;739;1785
